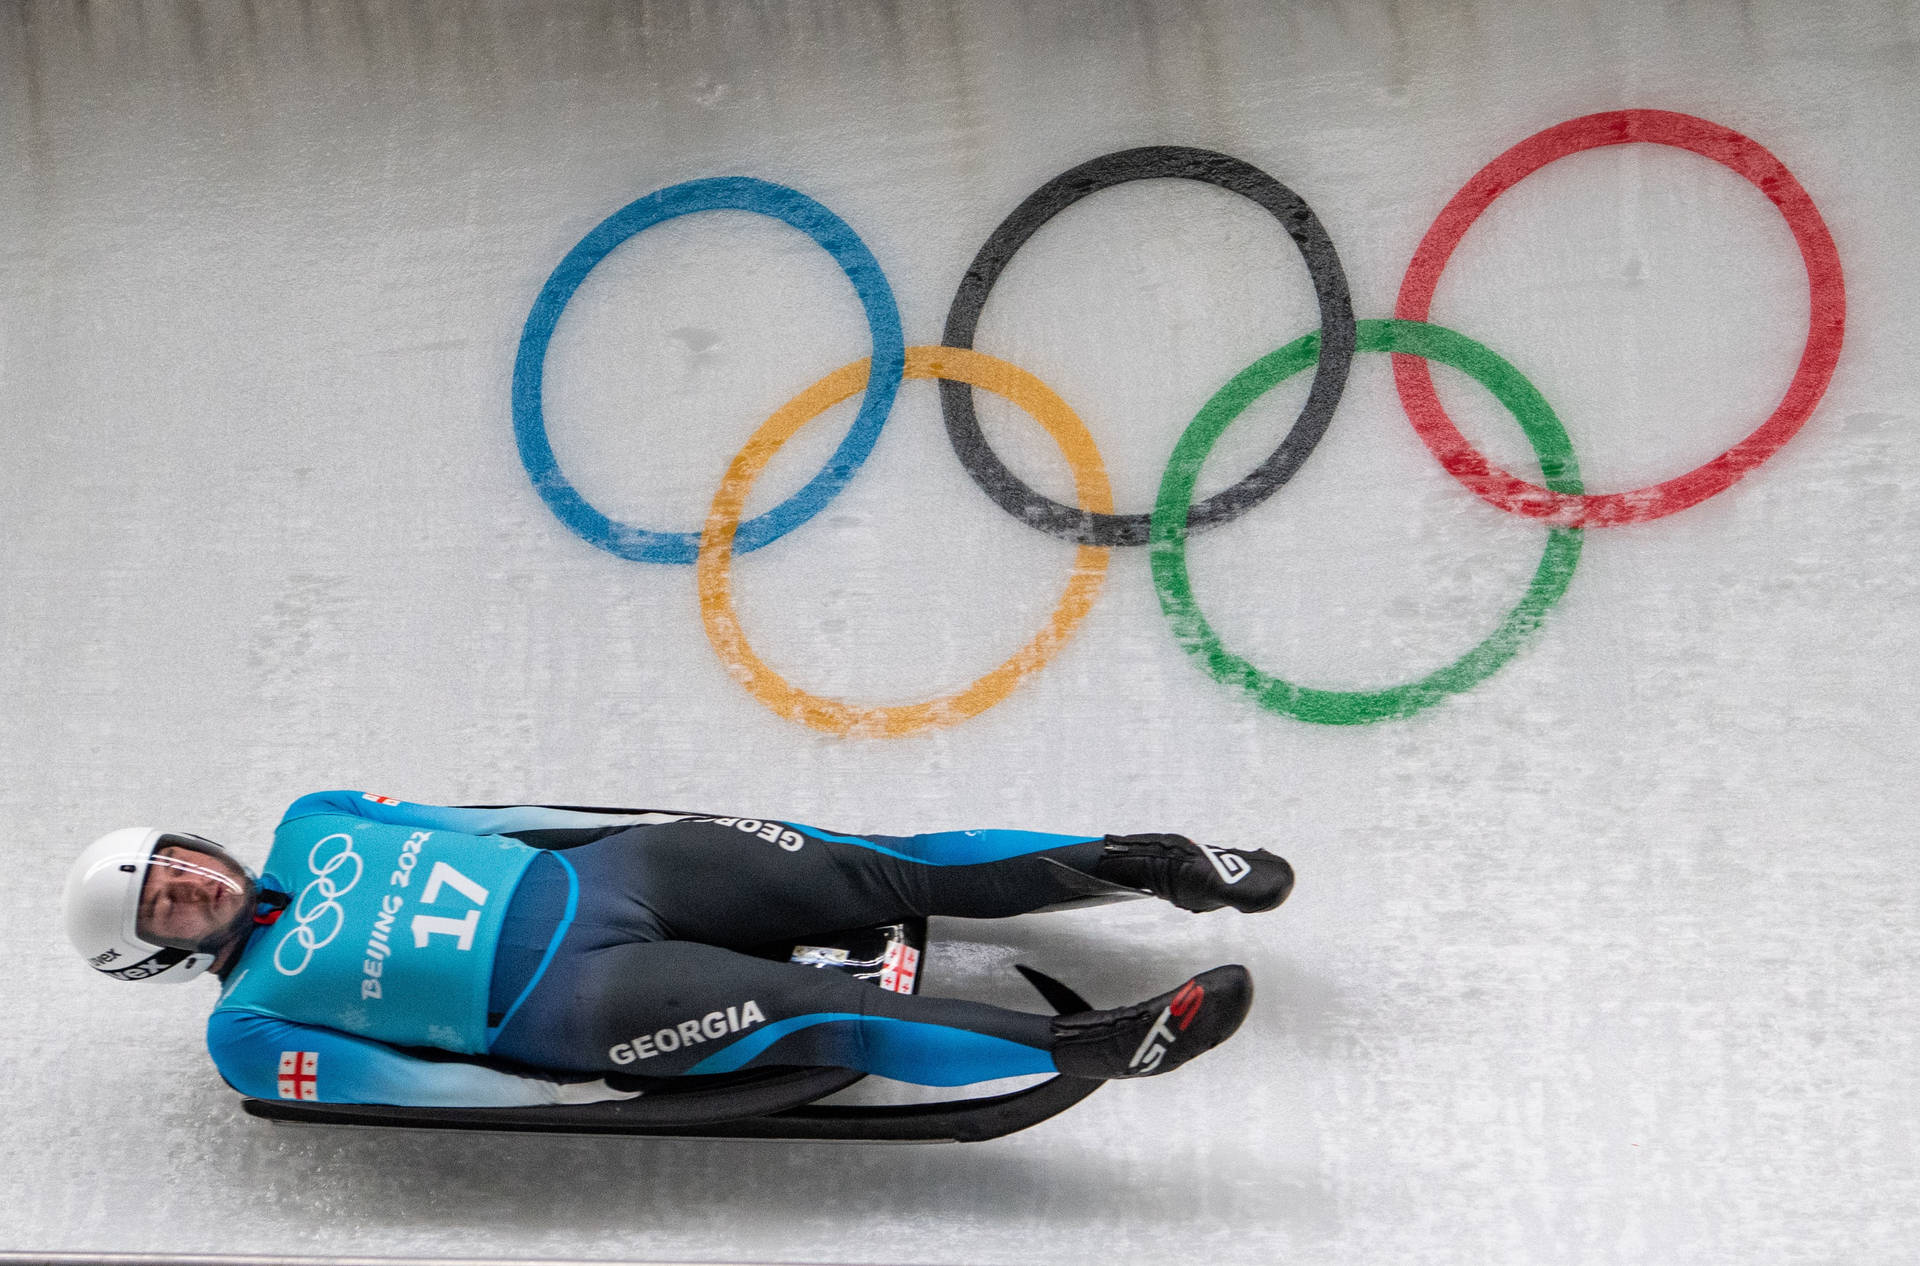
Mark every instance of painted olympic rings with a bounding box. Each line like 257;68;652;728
514;111;1843;733
1394;109;1847;527
697;346;1113;738
512;177;906;564
1151;319;1583;725
939;146;1357;547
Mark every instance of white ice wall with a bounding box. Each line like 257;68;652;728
3;1;1917;1263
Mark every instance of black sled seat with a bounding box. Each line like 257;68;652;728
242;918;1103;1143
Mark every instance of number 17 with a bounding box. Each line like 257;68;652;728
412;861;490;951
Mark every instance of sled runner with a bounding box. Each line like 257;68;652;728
242;917;1107;1142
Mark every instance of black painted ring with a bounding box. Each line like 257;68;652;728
940;146;1357;546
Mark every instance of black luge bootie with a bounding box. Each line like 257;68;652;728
1094;833;1294;913
1050;964;1253;1079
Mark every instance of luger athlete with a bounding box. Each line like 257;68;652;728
62;792;1293;1106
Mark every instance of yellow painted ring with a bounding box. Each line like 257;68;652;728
697;345;1114;738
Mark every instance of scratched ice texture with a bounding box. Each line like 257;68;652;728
2;1;1916;1263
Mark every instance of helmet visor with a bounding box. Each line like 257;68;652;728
135;835;257;953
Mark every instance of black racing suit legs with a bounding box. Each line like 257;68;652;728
487;817;1110;1085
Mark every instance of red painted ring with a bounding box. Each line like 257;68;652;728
1393;109;1846;528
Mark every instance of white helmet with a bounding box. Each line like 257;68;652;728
64;828;261;983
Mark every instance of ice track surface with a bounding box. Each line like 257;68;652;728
3;1;1918;1263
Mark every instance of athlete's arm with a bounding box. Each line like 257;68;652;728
207;1008;634;1107
277;790;692;849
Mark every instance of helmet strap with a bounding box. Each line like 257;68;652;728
105;946;191;981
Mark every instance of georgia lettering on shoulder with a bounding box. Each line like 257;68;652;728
609;1001;766;1064
707;818;806;851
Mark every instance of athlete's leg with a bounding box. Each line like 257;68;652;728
492;939;1057;1086
491;938;1256;1086
582;817;1115;949
489;844;1261;1085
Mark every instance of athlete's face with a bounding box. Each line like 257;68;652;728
138;845;249;949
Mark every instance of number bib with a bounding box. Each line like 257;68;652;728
215;813;539;1054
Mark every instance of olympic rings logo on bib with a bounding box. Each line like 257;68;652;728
513;109;1844;735
274;834;364;977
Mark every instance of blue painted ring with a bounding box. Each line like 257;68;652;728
512;177;906;564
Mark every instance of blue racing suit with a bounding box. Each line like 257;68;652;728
207;792;1110;1107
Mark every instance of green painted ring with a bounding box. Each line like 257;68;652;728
1149;318;1584;725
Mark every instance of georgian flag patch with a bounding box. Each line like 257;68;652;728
363;793;402;806
877;942;919;994
278;1050;319;1100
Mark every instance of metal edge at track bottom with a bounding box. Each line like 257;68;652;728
0;1255;847;1266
